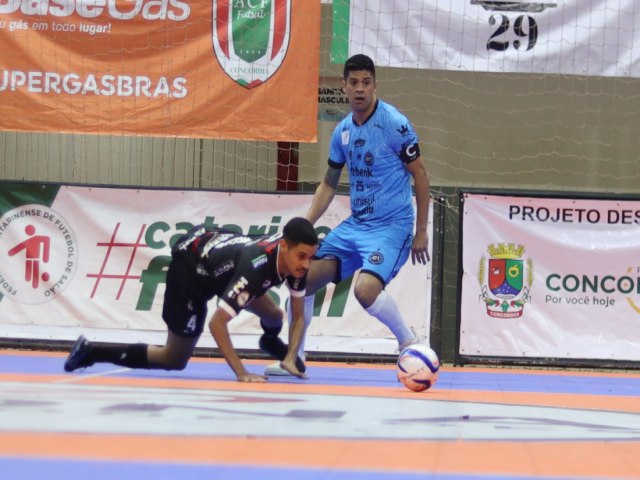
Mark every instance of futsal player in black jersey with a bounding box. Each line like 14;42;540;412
64;217;319;383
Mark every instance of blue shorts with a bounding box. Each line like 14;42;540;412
316;217;413;285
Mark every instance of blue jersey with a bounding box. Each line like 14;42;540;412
328;99;420;225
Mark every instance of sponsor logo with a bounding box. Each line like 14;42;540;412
251;253;268;268
478;243;532;318
544;269;640;310
212;0;291;89
196;264;210;276
203;235;251;257
353;194;375;218
350;166;373;178
0;204;78;304
0;0;191;21
231;276;249;295
236;290;250;307
213;260;235;277
0;71;188;99
228;276;251;307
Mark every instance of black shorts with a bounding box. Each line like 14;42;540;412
162;254;208;338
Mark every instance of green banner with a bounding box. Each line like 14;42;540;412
330;0;350;64
0;182;60;216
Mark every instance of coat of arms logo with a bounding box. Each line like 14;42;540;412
478;243;533;318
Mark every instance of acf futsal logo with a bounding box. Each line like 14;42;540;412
212;0;291;89
478;243;533;318
0;205;78;305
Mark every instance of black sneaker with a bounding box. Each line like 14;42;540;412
64;335;95;372
258;334;306;373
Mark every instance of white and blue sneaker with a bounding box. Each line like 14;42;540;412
259;334;306;374
264;361;292;376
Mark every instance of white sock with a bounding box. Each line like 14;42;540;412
365;290;415;347
287;295;314;361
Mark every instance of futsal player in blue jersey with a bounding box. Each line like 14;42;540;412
266;54;431;376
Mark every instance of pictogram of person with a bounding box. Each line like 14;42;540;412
8;225;50;289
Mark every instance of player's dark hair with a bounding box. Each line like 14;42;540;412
283;217;318;246
344;54;376;80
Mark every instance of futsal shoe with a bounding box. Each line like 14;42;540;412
258;334;306;374
64;335;95;372
265;361;298;376
398;327;419;352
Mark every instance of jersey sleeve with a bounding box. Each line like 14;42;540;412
389;114;421;164
328;122;348;168
285;275;307;298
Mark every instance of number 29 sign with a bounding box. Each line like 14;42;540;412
471;1;557;52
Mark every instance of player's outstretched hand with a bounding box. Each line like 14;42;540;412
411;231;430;265
280;360;308;379
237;372;268;383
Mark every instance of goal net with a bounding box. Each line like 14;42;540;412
1;1;638;196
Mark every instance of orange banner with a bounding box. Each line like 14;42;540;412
0;0;319;141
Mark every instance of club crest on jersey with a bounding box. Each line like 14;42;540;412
368;251;384;265
364;152;374;166
212;0;291;89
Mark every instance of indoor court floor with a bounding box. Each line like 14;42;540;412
1;349;640;479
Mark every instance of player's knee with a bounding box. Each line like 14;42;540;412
156;352;190;371
354;274;384;309
263;307;284;326
165;357;189;370
354;287;377;309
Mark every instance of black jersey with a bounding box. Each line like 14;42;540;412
171;225;307;316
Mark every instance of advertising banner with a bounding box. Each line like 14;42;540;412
332;0;639;77
0;1;320;141
0;183;433;355
460;192;640;362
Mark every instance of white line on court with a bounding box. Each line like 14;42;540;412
54;368;132;383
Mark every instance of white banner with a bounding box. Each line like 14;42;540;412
333;0;640;77
460;193;640;361
0;186;433;355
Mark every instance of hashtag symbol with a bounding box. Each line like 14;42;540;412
87;223;148;299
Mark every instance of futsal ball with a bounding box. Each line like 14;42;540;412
397;344;440;392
